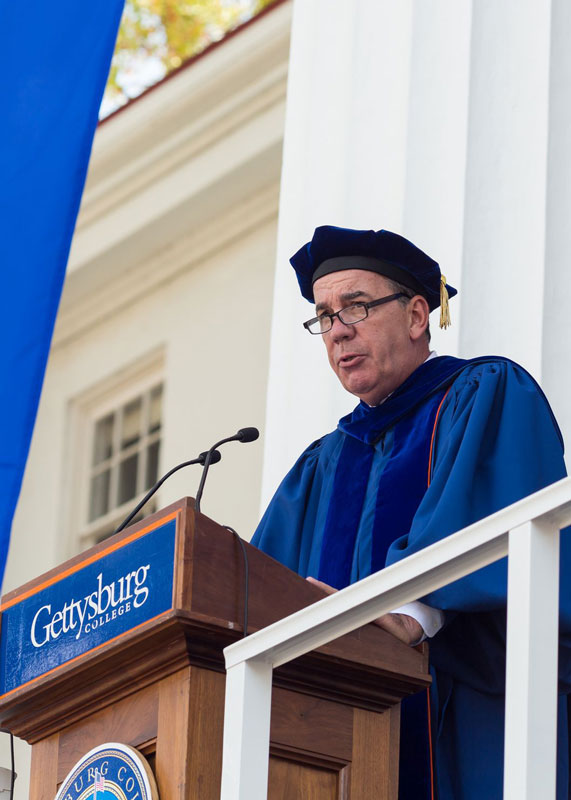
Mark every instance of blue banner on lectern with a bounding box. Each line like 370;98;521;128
0;516;176;696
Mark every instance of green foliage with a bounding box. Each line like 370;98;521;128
102;0;277;116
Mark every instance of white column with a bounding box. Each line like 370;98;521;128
220;659;273;800
261;0;415;508
504;519;560;799
542;0;571;471
402;0;472;358
459;1;552;376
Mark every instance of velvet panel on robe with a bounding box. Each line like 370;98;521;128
252;357;571;800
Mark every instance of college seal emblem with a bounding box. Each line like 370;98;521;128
54;742;158;800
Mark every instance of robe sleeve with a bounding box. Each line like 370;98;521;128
251;438;326;575
385;360;567;613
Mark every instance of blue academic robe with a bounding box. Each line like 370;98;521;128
252;356;571;800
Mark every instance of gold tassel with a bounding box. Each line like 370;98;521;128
439;275;451;329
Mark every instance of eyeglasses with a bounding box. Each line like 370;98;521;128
303;293;405;335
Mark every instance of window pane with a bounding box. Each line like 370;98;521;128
149;385;162;434
92;414;114;465
89;470;111;521
121;398;142;450
146;440;160;489
118;454;139;505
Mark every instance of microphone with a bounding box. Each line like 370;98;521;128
194;427;259;513
113;449;222;535
234;427;259;443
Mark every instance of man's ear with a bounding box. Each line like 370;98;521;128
408;295;430;341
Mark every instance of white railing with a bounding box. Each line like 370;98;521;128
220;477;571;800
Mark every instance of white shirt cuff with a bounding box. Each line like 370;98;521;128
391;600;445;643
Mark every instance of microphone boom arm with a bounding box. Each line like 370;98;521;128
194;427;259;514
113;450;221;535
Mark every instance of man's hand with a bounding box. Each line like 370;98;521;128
306;576;423;646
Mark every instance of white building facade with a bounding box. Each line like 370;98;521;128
4;0;571;794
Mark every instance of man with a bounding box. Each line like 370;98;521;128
252;225;571;799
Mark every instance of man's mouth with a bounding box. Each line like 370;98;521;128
338;353;365;367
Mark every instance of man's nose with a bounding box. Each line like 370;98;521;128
328;316;355;342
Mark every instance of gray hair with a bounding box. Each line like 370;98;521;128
384;278;431;343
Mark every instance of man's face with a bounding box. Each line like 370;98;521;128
312;270;429;406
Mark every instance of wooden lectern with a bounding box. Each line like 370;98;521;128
0;499;430;799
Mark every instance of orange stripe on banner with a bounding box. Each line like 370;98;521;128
427;388;451;488
0;608;172;700
1;510;180;611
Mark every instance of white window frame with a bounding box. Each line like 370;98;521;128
62;350;165;556
86;383;163;538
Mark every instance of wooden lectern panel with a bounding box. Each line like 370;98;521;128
36;665;400;800
0;500;429;799
29;737;59;800
268;688;400;800
269;759;340;799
